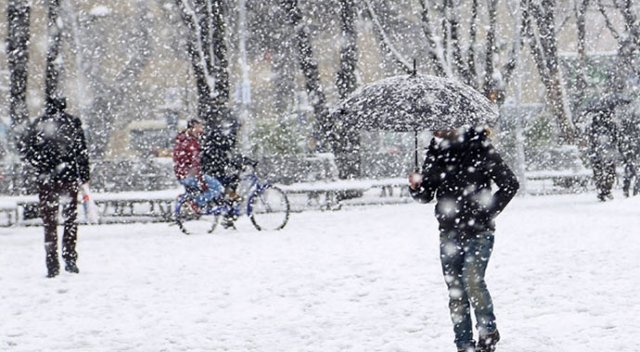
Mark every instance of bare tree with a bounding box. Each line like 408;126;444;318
523;0;575;142
595;0;640;93
417;0;521;105
7;0;31;134
336;0;358;101
44;0;64;101
335;0;361;179
574;0;590;112
175;0;231;127
418;0;448;76
281;0;331;152
363;0;413;74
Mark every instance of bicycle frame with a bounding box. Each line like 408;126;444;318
174;165;290;234
175;169;272;219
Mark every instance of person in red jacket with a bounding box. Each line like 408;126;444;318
173;119;223;210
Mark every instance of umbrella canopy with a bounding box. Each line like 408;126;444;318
332;74;499;132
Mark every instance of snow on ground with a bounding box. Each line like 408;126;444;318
1;192;639;352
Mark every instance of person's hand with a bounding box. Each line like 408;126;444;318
408;172;423;190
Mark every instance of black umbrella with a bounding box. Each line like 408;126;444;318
332;73;499;168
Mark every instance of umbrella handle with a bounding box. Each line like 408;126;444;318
414;129;419;171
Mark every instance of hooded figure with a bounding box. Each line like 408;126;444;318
409;126;519;352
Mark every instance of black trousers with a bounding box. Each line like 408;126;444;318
38;178;79;265
592;159;616;196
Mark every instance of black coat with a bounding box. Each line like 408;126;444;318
201;128;236;180
410;128;519;235
588;111;619;164
21;110;90;184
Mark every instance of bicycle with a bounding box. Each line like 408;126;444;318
173;164;290;235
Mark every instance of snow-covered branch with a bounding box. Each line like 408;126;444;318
363;0;413;74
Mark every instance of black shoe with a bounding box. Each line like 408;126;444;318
458;347;476;352
46;254;60;278
477;330;500;352
221;216;237;230
221;220;236;230
47;262;60;278
65;261;79;274
47;266;60;278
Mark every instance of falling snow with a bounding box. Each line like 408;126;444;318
1;1;640;351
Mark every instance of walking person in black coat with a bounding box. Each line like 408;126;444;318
617;116;640;197
409;126;519;352
20;97;90;278
587;109;620;201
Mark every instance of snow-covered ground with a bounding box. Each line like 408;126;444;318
1;192;639;352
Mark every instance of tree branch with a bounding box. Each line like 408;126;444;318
596;0;621;41
419;0;448;76
363;0;413;74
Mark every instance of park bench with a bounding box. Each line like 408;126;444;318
0;190;181;227
525;169;592;195
0;199;19;227
280;177;411;211
0;172;599;227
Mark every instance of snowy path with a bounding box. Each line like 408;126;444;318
1;192;639;351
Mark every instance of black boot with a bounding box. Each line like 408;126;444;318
477;330;500;352
65;261;79;274
45;242;59;278
458;346;476;352
46;256;60;278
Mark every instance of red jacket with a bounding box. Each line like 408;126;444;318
173;131;201;180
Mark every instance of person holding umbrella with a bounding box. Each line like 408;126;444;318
409;126;519;352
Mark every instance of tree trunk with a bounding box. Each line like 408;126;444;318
176;0;235;159
211;0;230;107
7;0;31;132
482;0;499;98
281;0;331;152
574;0;590;112
45;0;64;101
466;0;478;84
176;0;216;123
335;0;361;179
447;0;472;85
419;0;447;77
524;0;575;143
336;0;358;100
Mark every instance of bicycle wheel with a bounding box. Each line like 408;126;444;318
249;186;290;231
175;198;220;235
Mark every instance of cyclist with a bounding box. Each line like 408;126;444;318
173;119;223;213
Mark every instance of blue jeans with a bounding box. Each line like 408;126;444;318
179;175;223;208
440;230;497;350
